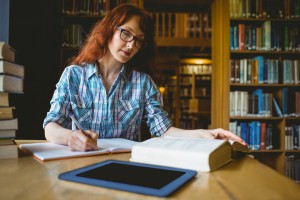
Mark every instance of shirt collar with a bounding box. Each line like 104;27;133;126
85;62;133;81
122;63;133;81
86;63;98;79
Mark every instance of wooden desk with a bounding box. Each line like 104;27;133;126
1;141;299;200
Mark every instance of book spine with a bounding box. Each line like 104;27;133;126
260;122;266;150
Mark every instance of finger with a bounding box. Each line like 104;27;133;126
68;137;87;151
84;130;99;149
84;130;98;140
69;131;95;151
221;129;248;145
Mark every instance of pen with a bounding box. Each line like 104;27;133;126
69;113;99;150
69;113;88;135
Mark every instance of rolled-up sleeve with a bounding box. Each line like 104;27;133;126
144;76;173;136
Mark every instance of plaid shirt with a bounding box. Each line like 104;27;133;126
43;63;172;140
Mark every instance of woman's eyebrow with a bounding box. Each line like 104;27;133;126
122;26;145;37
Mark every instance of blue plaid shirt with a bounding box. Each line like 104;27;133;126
43;63;172;140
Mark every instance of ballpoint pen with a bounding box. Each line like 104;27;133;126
69;113;98;149
69;113;93;139
69;113;86;133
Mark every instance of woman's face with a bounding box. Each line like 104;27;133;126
108;16;145;63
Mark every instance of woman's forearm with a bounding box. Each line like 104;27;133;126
162;127;213;138
162;126;247;145
44;122;72;145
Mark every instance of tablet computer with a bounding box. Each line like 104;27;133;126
58;159;197;197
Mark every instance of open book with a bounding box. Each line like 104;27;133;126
130;137;249;172
19;138;138;161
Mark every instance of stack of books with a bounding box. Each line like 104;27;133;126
0;41;24;159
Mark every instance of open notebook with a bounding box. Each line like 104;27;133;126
19;138;138;161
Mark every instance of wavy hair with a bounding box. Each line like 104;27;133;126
69;4;157;76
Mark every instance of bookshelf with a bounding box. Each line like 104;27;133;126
145;0;212;128
212;0;300;180
177;58;212;129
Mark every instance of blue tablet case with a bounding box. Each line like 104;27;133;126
58;159;197;197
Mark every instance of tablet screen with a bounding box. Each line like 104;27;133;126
77;162;185;189
59;160;197;197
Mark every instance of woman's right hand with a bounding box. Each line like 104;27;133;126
67;130;98;151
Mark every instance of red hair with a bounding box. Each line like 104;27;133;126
70;4;157;76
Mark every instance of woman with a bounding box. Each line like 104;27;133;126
44;4;246;151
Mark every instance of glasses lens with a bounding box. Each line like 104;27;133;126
119;28;146;49
120;30;132;42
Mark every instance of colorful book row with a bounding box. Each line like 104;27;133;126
152;12;211;39
62;24;84;48
229;121;274;150
62;0;108;16
230;57;300;84
230;89;300;117
179;64;212;75
230;0;300;19
285;125;300;150
230;22;300;51
285;155;300;182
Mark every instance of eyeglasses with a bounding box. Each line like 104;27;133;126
116;26;147;49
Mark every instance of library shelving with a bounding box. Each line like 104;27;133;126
145;0;212;128
177;58;212;129
212;0;300;180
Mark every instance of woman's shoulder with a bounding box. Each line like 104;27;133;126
64;63;96;76
131;69;151;80
131;70;158;89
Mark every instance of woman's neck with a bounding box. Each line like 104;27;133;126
98;56;123;93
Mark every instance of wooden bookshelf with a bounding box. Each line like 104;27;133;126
177;58;212;129
212;0;300;180
146;1;212;129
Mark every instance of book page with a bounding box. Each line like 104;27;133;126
98;138;138;153
165;135;249;153
19;143;110;161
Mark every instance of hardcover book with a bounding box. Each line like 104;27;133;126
0;139;18;159
0;60;24;78
0;129;16;139
130;137;249;172
0;74;23;93
0;42;15;62
0;106;14;119
0;118;18;130
0;92;9;106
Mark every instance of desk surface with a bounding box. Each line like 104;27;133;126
0;140;299;200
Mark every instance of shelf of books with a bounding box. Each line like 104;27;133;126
151;11;211;49
177;58;212;129
145;1;213;129
213;0;300;181
155;64;178;125
0;41;24;159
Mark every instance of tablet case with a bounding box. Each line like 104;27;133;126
58;159;197;197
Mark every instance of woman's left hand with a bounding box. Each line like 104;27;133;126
205;128;247;146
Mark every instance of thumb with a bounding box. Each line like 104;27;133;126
84;130;98;140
